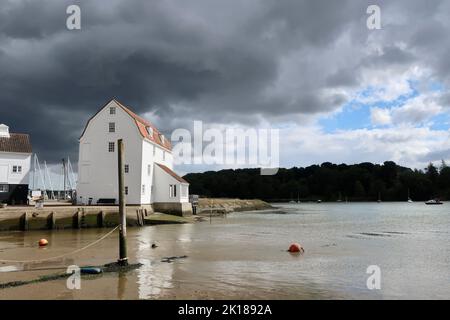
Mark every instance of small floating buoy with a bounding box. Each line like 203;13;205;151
288;243;304;253
151;243;158;248
38;239;48;247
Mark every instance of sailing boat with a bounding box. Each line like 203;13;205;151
407;189;413;203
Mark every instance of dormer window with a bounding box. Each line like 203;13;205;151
146;127;153;137
160;134;165;144
110;107;116;115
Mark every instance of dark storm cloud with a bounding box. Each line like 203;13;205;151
0;0;449;164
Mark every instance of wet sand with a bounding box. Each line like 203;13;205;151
1;202;449;300
0;216;332;299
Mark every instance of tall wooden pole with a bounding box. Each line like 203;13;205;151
117;139;128;266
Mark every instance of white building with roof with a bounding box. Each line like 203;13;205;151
76;99;191;215
0;124;32;205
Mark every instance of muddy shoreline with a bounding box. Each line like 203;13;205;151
197;198;273;215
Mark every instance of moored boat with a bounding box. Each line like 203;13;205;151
425;199;443;205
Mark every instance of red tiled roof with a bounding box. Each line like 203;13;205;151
156;163;189;184
0;133;32;153
80;99;172;151
114;100;172;151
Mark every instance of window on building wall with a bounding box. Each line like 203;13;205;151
142;184;145;195
147;164;151;176
0;184;8;192
12;166;22;174
110;107;116;115
108;142;115;152
124;164;129;173
169;184;177;198
125;186;128;195
153;146;156;157
109;122;115;133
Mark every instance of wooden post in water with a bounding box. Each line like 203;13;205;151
117;139;128;266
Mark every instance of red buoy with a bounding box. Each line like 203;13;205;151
288;243;304;253
38;239;48;247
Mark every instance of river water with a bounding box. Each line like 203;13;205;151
0;202;449;299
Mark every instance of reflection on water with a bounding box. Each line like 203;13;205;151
0;202;449;299
117;271;127;300
135;223;196;298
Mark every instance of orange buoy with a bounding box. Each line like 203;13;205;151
38;239;48;247
288;243;304;253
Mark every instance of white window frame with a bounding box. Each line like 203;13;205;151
0;184;8;193
125;186;129;195
169;184;177;198
124;164;129;173
108;142;115;152
142;184;145;195
12;165;22;174
147;164;151;176
110;106;116;115
109;122;115;133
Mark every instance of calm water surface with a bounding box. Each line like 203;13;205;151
0;202;449;299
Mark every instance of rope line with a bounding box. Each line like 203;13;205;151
0;226;119;264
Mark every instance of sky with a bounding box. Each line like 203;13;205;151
1;0;449;185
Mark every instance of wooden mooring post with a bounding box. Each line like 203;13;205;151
117;139;128;266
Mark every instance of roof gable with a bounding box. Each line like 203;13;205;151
80;99;172;151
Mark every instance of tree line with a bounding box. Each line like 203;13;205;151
183;161;450;201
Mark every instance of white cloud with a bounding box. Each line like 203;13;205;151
391;94;443;125
370;107;392;126
280;124;449;170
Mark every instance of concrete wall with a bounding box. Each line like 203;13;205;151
152;202;192;216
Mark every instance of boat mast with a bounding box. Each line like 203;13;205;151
44;161;55;200
67;156;76;192
62;158;66;199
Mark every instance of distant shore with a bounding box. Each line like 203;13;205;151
196;198;273;215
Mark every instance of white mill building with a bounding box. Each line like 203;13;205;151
76;99;191;215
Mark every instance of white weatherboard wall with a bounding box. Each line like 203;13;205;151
140;139;173;204
153;164;189;203
77;101;143;204
0;152;31;185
